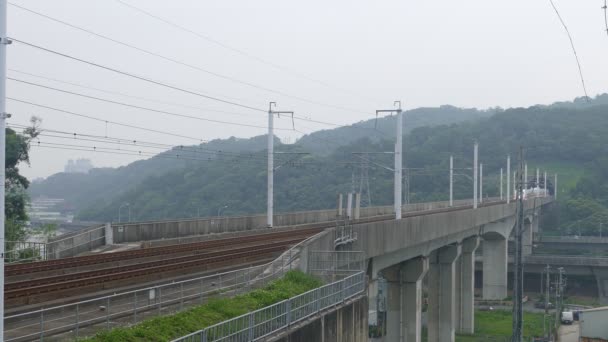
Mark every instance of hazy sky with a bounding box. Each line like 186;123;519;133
6;0;608;179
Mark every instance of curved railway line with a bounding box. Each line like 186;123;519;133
4;199;508;341
5;199;505;307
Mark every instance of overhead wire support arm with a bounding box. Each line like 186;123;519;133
267;102;294;228
375;101;404;220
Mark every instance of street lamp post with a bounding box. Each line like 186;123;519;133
118;203;130;223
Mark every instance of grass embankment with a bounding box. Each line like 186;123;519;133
455;310;545;341
82;271;322;342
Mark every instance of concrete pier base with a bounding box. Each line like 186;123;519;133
428;244;461;342
482;236;508;300
382;256;429;342
455;237;479;334
402;257;429;342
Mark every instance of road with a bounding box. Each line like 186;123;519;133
558;322;580;342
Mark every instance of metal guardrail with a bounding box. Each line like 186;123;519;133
4;241;48;263
45;225;106;259
172;271;366;342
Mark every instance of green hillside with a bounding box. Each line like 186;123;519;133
30;95;608;235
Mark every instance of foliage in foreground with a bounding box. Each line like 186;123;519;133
82;271;322;342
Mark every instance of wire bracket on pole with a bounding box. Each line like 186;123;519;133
0;112;11;119
0;37;12;45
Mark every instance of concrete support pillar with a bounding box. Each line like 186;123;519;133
455;237;480;334
383;267;401;342
482;237;508;300
354;193;361;220
347;193;353;219
594;268;608;305
382;257;429;342
368;278;381;332
427;244;462;342
402;257;429;342
104;222;113;245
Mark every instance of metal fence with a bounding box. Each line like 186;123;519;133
307;250;366;277
4;241;48;263
172;271;366;342
45;225;106;259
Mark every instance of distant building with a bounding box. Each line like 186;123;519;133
580;306;608;341
64;159;93;174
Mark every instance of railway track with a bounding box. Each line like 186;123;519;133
4;199;511;341
6;227;324;276
5;199;506;306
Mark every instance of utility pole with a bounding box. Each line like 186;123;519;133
512;146;525;342
544;171;547;195
544;265;551;315
524;163;528;190
473;141;478;209
0;0;8;337
554;174;558;199
536;168;540;189
507;155;511;204
449;155;454;206
500;167;503;200
543;265;552;340
267;102;294;227
479;163;483;203
376;101;403;220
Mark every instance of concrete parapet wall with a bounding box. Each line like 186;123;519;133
110;199;483;244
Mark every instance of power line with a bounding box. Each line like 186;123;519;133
9;77;294;130
112;0;383;105
8;122;302;163
9;68;378;131
9;37;268;113
9;2;370;115
7;97;205;142
548;0;589;100
30;142;268;165
8;68;255;118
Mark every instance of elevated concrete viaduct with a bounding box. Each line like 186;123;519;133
301;197;552;342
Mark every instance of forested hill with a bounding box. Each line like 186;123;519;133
30;95;608;232
29;104;495;213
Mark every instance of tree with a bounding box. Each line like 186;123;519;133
5;117;40;244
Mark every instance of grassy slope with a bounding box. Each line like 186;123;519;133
82;271;322;342
455;310;545;341
526;161;584;194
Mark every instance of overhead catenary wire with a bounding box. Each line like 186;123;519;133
9;37;268;113
9;2;371;116
8;97;206;142
9;68;255;118
9;77;293;130
112;0;384;105
548;0;589;100
8;122;305;164
9;68;382;132
11;129;272;162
